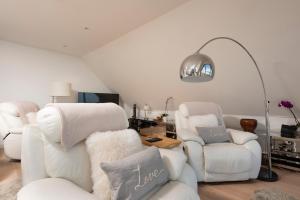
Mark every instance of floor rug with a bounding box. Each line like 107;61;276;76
0;178;21;200
252;188;298;200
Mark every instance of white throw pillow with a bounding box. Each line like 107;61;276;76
188;114;218;133
85;129;143;200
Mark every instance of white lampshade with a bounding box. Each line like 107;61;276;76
50;81;72;97
143;104;150;111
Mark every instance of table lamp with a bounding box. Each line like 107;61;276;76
143;104;150;120
50;81;72;103
180;36;278;181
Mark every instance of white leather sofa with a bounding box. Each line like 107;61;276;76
175;102;261;182
18;103;200;200
0;101;39;159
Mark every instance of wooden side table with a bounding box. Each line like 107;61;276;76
140;133;181;149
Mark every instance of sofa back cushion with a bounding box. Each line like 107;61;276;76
179;102;225;127
0;113;24;137
196;126;231;144
43;138;93;192
188;114;218;133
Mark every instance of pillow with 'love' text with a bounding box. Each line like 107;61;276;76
100;147;169;200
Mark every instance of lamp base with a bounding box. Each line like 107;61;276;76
258;167;278;182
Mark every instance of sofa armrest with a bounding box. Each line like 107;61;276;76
22;125;48;185
177;163;198;192
177;129;205;146
2;127;23;141
183;141;205;181
159;147;187;181
228;128;258;145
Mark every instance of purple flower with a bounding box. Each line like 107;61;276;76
280;100;294;108
279;100;299;127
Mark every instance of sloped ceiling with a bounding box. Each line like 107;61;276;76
0;0;189;55
84;0;300;116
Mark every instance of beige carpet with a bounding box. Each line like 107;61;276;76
251;188;298;200
0;178;21;200
0;149;22;200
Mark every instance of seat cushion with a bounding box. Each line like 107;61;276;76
148;181;200;200
204;143;251;174
18;179;199;200
17;178;98;200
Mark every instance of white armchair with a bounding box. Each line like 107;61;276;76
175;102;261;182
0;101;39;159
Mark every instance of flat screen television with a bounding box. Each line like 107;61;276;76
78;92;119;105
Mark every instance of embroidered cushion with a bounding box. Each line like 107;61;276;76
100;147;169;200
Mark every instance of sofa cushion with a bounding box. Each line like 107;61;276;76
196;126;231;144
177;164;198;192
85;129;143;200
159;147;187;180
229;129;258;145
188;114;218;133
43;139;93;192
148;181;200;200
0;102;20;116
37;107;62;143
17;178;97;200
3;133;22;159
101;147;169;200
17;179;200;200
37;103;129;149
204;143;251;174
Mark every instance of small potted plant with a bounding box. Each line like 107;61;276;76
278;100;300;138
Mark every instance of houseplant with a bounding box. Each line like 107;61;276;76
278;100;300;138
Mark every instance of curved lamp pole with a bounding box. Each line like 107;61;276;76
180;37;278;181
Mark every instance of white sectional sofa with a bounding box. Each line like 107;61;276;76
18;103;200;200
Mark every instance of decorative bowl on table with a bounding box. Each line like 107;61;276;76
240;118;257;133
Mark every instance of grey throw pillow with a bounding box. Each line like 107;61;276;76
196;126;231;144
100;147;169;200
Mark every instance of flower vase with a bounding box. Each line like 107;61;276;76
280;124;298;138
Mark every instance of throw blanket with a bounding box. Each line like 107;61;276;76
46;103;128;150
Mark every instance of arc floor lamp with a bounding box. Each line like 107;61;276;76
180;36;278;181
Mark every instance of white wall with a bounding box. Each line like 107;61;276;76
0;40;110;107
84;0;300;118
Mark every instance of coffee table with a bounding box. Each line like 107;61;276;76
140;133;181;149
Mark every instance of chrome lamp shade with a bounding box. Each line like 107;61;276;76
180;53;215;82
